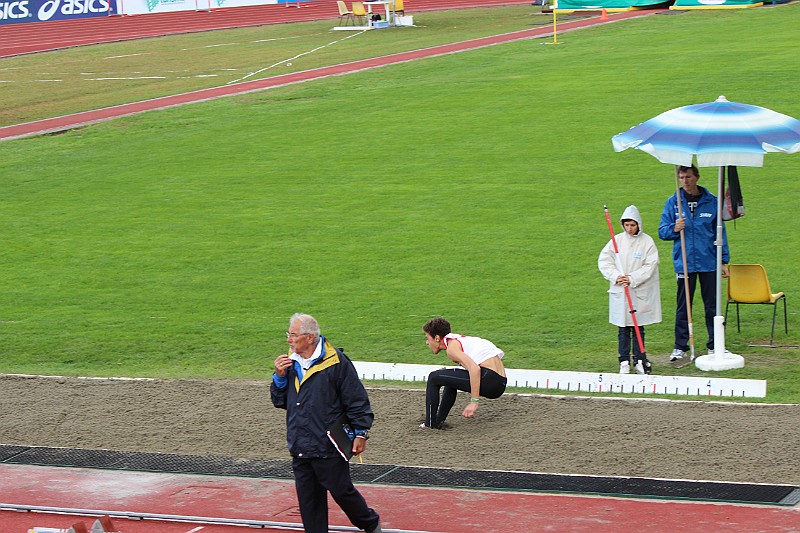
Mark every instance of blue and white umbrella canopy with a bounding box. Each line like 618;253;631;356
612;96;800;167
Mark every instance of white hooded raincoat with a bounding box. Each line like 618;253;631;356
598;205;662;327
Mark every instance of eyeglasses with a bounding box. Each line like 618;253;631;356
286;331;308;339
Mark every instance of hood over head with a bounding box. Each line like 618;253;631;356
620;205;642;233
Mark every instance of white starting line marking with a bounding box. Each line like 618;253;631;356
353;361;768;398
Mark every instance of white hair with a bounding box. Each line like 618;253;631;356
290;313;321;342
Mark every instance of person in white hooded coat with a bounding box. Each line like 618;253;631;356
598;205;661;374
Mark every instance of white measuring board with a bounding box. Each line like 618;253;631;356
353;361;767;398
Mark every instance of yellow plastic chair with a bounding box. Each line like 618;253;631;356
337;0;354;25
392;0;404;15
351;1;367;24
725;264;788;346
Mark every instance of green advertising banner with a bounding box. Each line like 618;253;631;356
555;0;666;9
555;0;762;9
672;0;762;8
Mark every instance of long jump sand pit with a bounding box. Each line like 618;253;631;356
0;374;797;485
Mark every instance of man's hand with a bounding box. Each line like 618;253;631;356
274;354;292;377
352;436;367;456
674;217;686;233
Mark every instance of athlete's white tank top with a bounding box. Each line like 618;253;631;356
443;333;504;365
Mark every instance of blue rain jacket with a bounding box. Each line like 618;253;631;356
271;337;373;459
658;186;729;274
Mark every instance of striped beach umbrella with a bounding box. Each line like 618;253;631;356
612;96;800;371
612;95;800;167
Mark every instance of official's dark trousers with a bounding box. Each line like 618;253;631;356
292;456;380;533
425;367;507;428
675;271;717;351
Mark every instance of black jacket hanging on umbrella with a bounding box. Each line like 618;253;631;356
723;165;746;222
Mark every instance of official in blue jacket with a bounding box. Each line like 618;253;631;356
658;165;729;362
272;313;381;533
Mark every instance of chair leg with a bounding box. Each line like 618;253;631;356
783;296;788;334
770;303;778;347
736;303;741;332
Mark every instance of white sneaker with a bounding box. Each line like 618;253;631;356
670;349;687;361
619;361;630;374
635;361;645;374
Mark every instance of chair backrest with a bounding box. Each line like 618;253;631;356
352;1;366;16
337;0;351;15
393;0;404;11
728;264;772;304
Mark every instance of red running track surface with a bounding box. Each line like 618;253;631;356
1;463;798;533
0;0;534;58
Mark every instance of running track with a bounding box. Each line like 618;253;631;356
0;7;659;141
1;463;798;532
0;0;535;58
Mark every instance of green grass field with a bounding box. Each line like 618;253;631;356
1;4;798;402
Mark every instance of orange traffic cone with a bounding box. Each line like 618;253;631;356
600;8;609;20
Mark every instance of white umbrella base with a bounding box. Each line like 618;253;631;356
694;315;745;371
695;352;745;371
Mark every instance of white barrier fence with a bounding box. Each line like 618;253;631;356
353;361;767;398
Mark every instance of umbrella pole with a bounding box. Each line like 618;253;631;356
674;166;695;360
603;205;649;368
712;165;726;358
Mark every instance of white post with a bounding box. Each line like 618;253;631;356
695;166;744;371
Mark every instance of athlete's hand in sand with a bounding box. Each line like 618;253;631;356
462;401;478;418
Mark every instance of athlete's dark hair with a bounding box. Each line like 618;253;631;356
423;317;451;338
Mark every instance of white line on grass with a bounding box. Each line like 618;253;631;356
227;30;368;85
86;76;168;81
253;35;305;43
105;53;148;59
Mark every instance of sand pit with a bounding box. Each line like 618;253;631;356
1;374;797;485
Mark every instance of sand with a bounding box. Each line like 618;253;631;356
1;374;797;486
